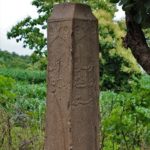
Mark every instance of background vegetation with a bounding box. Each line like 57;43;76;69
0;0;150;149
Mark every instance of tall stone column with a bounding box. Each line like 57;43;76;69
45;3;99;150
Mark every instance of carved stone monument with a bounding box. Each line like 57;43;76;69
45;3;99;150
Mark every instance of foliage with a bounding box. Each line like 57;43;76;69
0;75;16;149
144;28;150;47
0;75;16;110
7;0;115;54
0;77;46;149
0;50;46;149
94;9;141;91
0;47;150;149
7;0;142;91
1;0;150;149
7;0;51;54
0;50;31;69
100;74;150;149
0;68;46;83
29;52;48;70
110;0;150;28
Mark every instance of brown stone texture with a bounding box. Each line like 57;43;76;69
45;3;99;150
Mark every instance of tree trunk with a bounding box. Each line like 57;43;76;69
123;10;150;74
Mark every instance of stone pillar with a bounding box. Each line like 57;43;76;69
45;3;99;150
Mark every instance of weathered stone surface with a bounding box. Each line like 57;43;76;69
45;3;99;150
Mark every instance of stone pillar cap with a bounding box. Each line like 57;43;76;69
48;3;97;22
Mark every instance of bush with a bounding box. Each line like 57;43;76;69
100;74;150;149
0;75;16;108
0;50;31;69
0;68;46;83
0;75;46;149
0;75;16;149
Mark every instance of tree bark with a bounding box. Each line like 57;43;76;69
123;10;150;74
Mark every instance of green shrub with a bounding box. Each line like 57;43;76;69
0;76;46;149
0;68;46;83
0;75;16;149
10;82;46;149
0;50;31;69
0;75;16;109
100;74;150;149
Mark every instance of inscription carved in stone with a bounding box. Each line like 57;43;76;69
45;3;100;150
